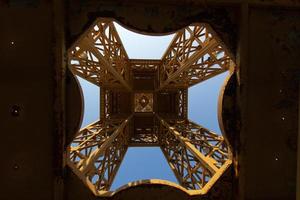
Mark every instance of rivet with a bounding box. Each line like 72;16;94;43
281;116;285;121
13;164;19;170
11;105;21;117
10;41;15;45
275;157;279;161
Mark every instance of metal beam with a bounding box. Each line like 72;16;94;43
297;82;300;200
130;59;161;71
176;89;188;119
156;115;232;192
68;19;132;91
159;24;234;90
157;115;219;173
161;39;217;88
67;116;132;193
129;133;159;146
80;116;132;173
82;38;132;91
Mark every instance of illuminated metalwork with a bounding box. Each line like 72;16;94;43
159;24;234;90
157;116;232;192
130;59;160;71
177;89;188;118
67;18;234;197
68;19;131;91
67;116;131;194
100;88;111;119
130;133;159;146
134;93;154;112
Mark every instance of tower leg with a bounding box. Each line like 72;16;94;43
157;115;232;193
67;116;131;194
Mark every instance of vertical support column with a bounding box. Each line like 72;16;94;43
237;3;249;200
52;0;66;200
297;82;300;200
176;89;188;119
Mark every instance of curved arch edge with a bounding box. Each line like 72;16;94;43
217;65;235;152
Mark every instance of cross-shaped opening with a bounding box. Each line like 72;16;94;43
67;18;234;197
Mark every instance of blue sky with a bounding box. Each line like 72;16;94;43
188;72;228;134
76;22;228;190
77;76;99;128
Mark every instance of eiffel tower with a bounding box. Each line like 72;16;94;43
67;18;234;197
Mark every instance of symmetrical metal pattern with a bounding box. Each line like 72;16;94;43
67;18;234;197
169;120;231;168
100;88;111;119
134;93;154;112
67;117;131;194
159;24;233;89
177;89;188;118
68;19;131;91
157;116;231;191
130;133;159;146
130;59;161;71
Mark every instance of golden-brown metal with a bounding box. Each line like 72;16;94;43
67;116;132;194
159;24;234;90
134;93;154;112
157;115;232;192
100;88;111;119
130;59;161;71
68;19;132;91
177;89;188;118
67;18;234;197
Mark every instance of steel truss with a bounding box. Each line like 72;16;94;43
157;115;232;192
68;19;131;91
130;133;159;146
67;116;131;193
130;59;161;71
67;18;233;196
67;114;231;195
177;89;188;118
100;88;111;119
159;24;234;90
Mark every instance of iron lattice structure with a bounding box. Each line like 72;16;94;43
67;18;234;197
